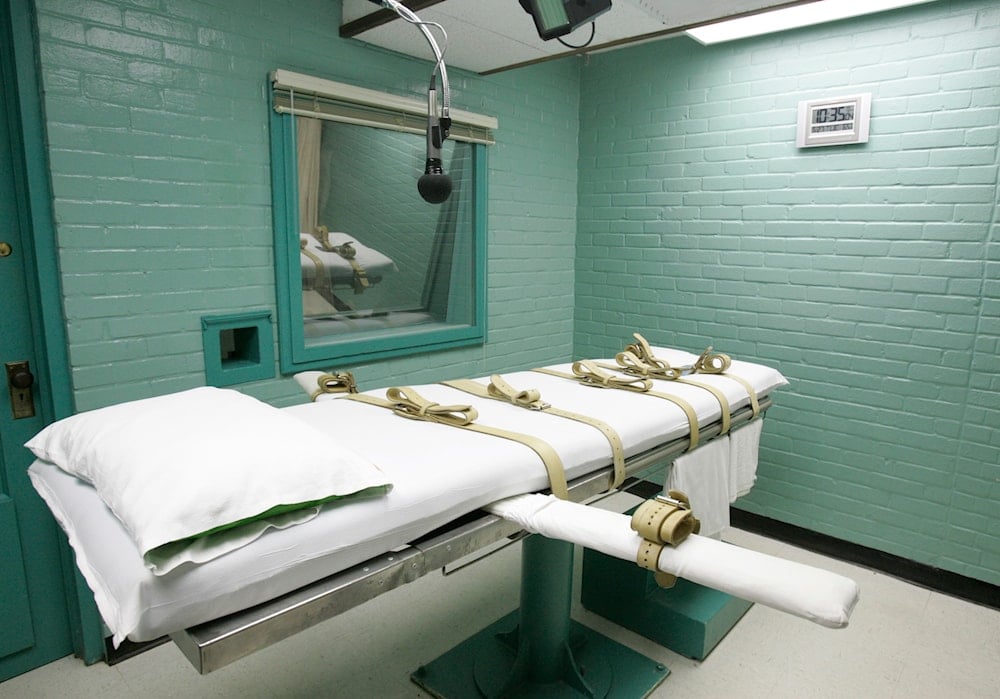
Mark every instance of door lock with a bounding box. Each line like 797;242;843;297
6;361;36;419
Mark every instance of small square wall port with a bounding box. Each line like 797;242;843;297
202;311;274;386
220;326;259;365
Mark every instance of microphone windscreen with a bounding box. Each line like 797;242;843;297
418;173;452;204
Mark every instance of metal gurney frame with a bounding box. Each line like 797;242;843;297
171;397;770;681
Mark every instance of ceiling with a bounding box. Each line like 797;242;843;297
340;0;807;75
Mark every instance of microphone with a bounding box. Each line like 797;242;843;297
371;0;453;203
418;78;452;204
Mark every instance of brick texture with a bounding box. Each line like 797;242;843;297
575;0;999;584
35;0;580;409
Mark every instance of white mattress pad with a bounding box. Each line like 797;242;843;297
29;350;786;645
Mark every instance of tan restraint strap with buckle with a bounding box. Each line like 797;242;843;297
629;334;761;419
310;371;359;401
632;489;700;589
533;360;701;451
347;387;570;499
443;376;627;491
630;490;701;546
314;225;370;294
636;540;678;588
636;539;664;573
678;376;732;434
634;539;678;587
692;344;761;417
300;239;338;307
606;350;732;437
331;241;370;294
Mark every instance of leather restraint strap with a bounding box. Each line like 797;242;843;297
443;376;627;491
628;334;761;419
300;239;338;308
680;376;732;434
314;225;370;294
347;387;570;499
533;360;701;451
692;344;761;418
310;371;359;401
632;489;700;589
636;539;664;572
630;490;701;546
331;241;370;294
634;539;679;588
606;350;732;437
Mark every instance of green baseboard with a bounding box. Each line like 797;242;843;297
581;548;752;661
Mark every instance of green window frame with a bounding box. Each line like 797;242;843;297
269;70;494;373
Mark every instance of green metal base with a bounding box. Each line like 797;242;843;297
412;535;669;698
412;611;669;699
581;548;752;661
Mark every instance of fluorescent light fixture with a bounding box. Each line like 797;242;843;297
685;0;937;45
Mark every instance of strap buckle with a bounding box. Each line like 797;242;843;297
654;493;689;510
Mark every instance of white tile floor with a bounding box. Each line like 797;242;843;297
4;496;999;698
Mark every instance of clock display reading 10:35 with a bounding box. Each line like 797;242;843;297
797;93;870;147
810;104;855;133
812;104;854;123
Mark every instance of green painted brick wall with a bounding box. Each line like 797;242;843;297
575;0;999;584
34;0;580;410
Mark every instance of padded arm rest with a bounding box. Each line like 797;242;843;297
487;494;860;629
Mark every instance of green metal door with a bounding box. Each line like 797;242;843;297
0;2;75;682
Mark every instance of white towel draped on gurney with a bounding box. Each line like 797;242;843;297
28;349;788;645
300;232;397;287
488;494;860;629
730;419;762;499
668;437;732;538
663;419;763;537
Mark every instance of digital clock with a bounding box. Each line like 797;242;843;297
796;93;871;148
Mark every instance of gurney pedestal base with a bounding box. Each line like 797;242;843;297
581;548;753;661
412;535;669;698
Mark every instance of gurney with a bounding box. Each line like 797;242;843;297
301;229;396;291
299;229;397;317
26;342;858;694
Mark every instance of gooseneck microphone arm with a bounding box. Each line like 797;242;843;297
420;74;452;203
370;0;453;203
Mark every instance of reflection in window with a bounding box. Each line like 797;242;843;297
268;71;494;372
297;119;475;342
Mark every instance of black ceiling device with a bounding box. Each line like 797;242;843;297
520;0;612;41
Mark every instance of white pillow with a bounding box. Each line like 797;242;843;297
26;386;390;573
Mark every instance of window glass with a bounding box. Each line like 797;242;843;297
271;99;486;372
